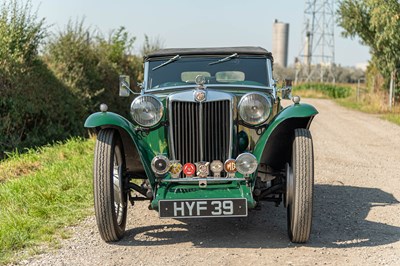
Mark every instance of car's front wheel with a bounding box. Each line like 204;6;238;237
94;129;128;242
286;128;314;243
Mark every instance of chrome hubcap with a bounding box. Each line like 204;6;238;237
113;153;124;225
285;162;294;208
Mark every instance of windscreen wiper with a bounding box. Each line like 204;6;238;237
152;54;180;70
209;53;238;65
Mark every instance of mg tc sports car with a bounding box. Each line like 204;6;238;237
84;46;318;243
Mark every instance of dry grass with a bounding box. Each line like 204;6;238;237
292;89;329;99
333;88;400;126
293;83;400;126
383;113;400;125
0;161;42;183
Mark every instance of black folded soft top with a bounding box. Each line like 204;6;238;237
145;46;273;61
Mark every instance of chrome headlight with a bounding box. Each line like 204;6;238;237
238;92;272;125
236;153;258;175
130;95;163;127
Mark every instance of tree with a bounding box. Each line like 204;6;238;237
337;0;400;88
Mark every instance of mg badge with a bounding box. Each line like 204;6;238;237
195;161;210;178
224;159;237;177
194;90;206;102
169;161;182;178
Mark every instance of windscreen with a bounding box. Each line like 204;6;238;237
147;56;270;90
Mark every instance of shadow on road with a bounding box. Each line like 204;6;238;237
118;184;399;249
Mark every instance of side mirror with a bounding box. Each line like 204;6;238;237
281;79;292;99
119;75;131;97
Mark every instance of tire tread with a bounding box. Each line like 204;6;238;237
290;128;314;243
94;129;126;242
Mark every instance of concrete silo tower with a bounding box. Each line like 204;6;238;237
272;20;290;68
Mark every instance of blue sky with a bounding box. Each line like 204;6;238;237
31;0;370;67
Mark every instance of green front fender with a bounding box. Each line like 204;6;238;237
85;111;136;135
84;112;158;185
253;103;318;169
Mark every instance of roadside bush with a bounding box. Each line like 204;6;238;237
95;26;143;116
1;2;152;158
44;21;143;118
0;1;85;158
294;83;352;99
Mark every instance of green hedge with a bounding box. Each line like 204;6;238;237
0;1;85;157
0;61;86;154
0;2;143;158
44;22;142;118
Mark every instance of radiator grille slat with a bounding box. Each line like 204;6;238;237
171;100;230;169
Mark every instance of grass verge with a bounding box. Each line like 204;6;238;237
293;83;400;126
335;93;400;126
294;83;352;99
0;137;94;264
382;113;400;125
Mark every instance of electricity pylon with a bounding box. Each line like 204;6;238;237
295;0;336;83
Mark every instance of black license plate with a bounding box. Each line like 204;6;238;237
159;198;248;218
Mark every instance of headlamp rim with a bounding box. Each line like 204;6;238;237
130;95;164;127
238;92;272;126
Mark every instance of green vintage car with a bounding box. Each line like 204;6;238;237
84;47;318;243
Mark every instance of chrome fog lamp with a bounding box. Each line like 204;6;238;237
238;92;272;125
236;153;258;175
151;155;170;175
131;95;163;127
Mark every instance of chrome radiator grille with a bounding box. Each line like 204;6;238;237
170;100;231;165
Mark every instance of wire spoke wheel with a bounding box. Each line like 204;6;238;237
286;128;314;243
94;129;128;242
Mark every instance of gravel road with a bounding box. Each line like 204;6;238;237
18;98;400;266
